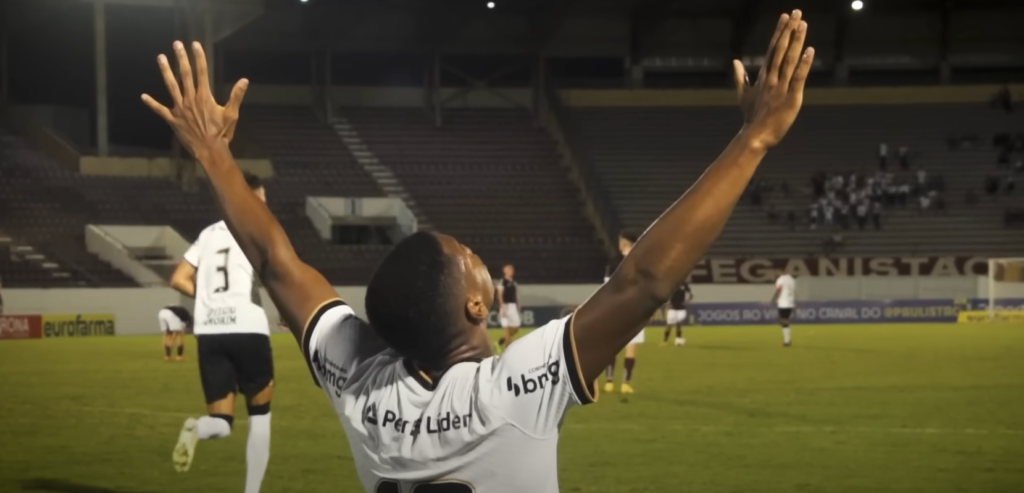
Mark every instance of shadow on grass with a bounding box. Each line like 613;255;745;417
21;479;160;493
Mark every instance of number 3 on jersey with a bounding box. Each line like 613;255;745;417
213;248;230;293
375;480;474;493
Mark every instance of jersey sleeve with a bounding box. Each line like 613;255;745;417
182;231;204;267
302;299;390;391
485;314;595;436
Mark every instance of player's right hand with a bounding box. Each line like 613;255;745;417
732;9;814;150
142;41;249;161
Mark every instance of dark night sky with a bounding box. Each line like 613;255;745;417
9;3;177;149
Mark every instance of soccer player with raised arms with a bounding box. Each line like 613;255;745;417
143;10;813;491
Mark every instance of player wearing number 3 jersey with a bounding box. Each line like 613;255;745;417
167;172;274;493
146;10;814;490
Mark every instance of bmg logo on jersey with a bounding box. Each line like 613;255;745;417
505;360;561;397
313;352;348;397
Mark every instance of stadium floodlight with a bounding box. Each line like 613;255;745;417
987;258;1024;320
851;0;864;10
487;2;496;9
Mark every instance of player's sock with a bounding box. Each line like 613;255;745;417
196;414;232;440
245;411;271;493
675;326;683;339
782;326;791;344
605;364;615;382
164;345;171;358
623;357;635;384
176;345;184;357
662;328;670;343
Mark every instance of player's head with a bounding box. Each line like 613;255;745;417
774;267;785;278
365;231;493;370
618;229;639;255
243;171;266;203
502;264;514;278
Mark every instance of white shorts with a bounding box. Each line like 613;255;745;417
666;309;688;325
629;329;645;345
500;303;521;328
158;309;186;333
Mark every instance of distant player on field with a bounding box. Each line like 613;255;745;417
167;172;272;493
158;305;192;361
770;267;796;347
144;15;813;488
663;283;692;346
603;230;642;394
495;263;520;353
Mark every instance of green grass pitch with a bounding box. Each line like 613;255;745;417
1;323;1022;493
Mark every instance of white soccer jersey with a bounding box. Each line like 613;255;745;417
183;221;268;336
303;300;595;493
775;274;796;309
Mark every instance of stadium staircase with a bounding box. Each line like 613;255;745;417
564;104;1024;258
330;116;434;231
336;107;608;282
240;106;392;285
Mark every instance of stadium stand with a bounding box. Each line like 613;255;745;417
241;105;390;285
338;107;608;283
0;106;393;287
0;105;607;286
564;103;1024;257
0;129;145;287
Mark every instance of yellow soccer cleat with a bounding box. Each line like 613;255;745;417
620;383;635;395
172;417;199;472
603;382;615;393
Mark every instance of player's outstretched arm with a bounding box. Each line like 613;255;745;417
141;41;337;343
169;261;196;297
572;10;814;382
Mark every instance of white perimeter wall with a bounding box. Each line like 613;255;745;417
3;276;987;335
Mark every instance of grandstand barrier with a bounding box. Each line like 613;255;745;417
2;282;1015;336
498;298;1024;328
5;297;1021;338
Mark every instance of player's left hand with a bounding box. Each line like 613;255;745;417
142;41;249;161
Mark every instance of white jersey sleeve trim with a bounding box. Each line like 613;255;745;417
564;310;597;405
301;299;352;387
301;299;390;390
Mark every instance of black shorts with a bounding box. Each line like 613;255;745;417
778;308;793;319
197;333;274;404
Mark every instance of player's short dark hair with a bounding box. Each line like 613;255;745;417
365;232;462;365
619;229;639;243
242;171;263;191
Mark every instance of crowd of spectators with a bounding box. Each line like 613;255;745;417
987;131;1024;196
805;145;947;233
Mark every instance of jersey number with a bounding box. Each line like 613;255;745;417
375;480;474;493
213;248;230;293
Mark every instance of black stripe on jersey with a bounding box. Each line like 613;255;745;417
561;313;596;405
301;299;348;388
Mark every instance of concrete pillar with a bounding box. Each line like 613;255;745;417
629;63;644;89
939;61;952;85
1;26;8;106
834;60;849;87
203;8;215;91
215;43;225;100
324;49;332;120
94;0;109;157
